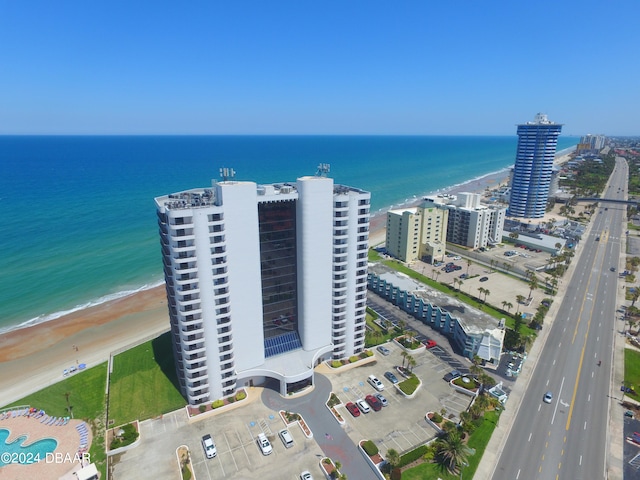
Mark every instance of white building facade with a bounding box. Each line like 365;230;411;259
156;175;370;404
425;193;506;249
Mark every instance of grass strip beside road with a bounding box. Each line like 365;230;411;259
624;348;640;402
402;410;499;480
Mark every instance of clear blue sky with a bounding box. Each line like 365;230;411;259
1;1;638;135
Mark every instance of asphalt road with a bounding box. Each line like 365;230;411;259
493;157;628;479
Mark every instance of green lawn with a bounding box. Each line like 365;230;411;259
624;348;640;402
402;410;500;480
3;363;107;419
3;363;108;479
398;375;420;395
108;332;186;426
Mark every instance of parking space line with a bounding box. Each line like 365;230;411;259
235;428;251;467
214;454;224;478
223;432;239;472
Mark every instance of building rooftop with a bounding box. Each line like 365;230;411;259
156;178;368;211
368;263;501;335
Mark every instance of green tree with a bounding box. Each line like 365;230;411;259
407;355;417;373
632;289;640;307
386;448;400;468
434;430;474;474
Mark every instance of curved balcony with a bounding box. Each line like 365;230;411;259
183;345;206;358
332;331;347;342
178;306;203;317
188;390;210;403
176;283;200;295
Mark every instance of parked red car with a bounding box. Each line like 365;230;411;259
345;402;360;417
365;394;383;412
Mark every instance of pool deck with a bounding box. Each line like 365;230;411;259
0;411;92;480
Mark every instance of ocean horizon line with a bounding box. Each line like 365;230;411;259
0;133;583;138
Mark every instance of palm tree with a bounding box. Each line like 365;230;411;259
434;430;474;474
477;287;485;302
505;301;513;313
502;300;508;311
469;363;482;376
515;294;525;314
386;448;400;469
407;355;417;373
466;259;472;276
528;276;538;301
458;279;464;292
400;350;408;368
632;289;640;307
483;289;490;303
478;372;496;389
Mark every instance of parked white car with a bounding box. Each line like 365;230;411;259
202;434;217;458
256;433;273;455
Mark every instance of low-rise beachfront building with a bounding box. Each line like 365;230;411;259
156;172;370;404
385;202;448;264
424;193;506;249
367;264;504;363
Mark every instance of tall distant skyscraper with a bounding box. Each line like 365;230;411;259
508;113;563;219
155;172;370;405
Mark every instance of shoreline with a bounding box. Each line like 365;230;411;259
0;151;573;407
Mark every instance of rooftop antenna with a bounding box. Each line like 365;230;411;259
316;163;330;177
219;167;236;182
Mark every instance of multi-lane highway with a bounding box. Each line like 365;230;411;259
493;157;628;480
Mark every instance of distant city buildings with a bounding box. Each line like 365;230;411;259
508;113;563;219
575;134;606;155
156;172;370;404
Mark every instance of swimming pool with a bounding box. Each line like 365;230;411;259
0;428;58;466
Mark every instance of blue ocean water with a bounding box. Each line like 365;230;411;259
0;135;577;333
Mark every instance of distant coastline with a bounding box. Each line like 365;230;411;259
0;136;578;336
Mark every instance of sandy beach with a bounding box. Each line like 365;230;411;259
0;153;571;407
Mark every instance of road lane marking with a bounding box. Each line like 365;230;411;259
566;252;606;431
551;377;565;425
528;432;532;442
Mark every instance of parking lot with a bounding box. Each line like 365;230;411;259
331;342;473;454
112;338;475;480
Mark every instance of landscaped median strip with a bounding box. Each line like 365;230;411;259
279;410;313;438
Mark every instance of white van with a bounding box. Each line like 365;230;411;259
278;428;294;448
367;374;384;392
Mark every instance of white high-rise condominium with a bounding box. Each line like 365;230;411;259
155;173;370;405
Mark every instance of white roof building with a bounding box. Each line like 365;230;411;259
156;174;370;404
